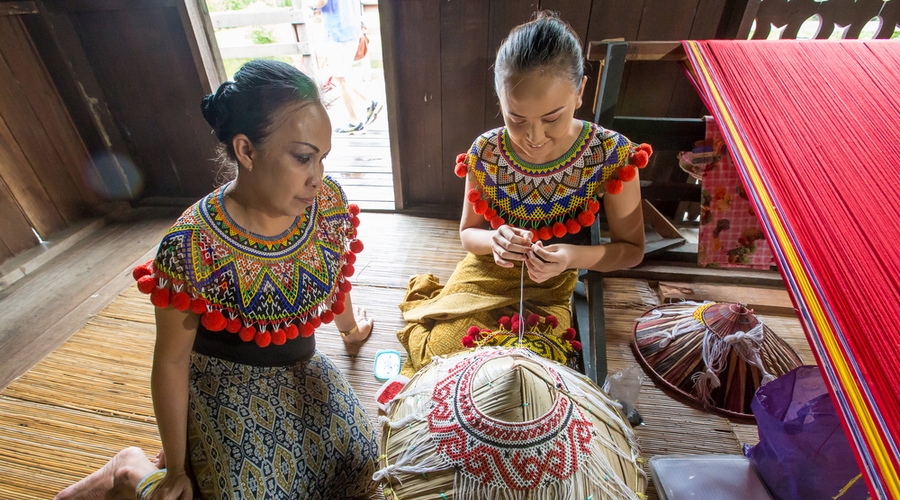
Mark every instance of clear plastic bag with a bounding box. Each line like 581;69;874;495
604;365;646;426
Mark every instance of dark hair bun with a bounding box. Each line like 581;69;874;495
201;81;235;142
201;93;218;130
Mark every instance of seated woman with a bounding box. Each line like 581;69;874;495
398;12;650;377
56;60;377;500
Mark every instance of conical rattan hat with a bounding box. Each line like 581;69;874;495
374;347;647;500
632;301;802;419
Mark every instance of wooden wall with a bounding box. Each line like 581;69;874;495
0;9;98;263
380;0;741;210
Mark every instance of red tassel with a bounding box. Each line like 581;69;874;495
350;239;364;254
201;310;227;331
631;150;649;168
132;265;152;281
545;315;559;328
570;340;582;351
272;329;287;346
466;188;481;203
202;310;227;331
190;298;208;315
563;328;577;341
490;216;505;230
552;222;567;239
239;326;256;343
619;165;636;182
588;199;601;214
526;313;540;326
331;301;346;315
467;326;481;337
577;210;595;227
473;199;488;215
350;216;360;228
339;280;352;293
638;143;653;156
345;252;357;265
226;317;242;334
462;335;476;348
606;179;623;195
150;288;170;308
255;331;272;348
484;208;497;220
137;276;156;294
454;162;467;178
456;153;467;164
348;203;360;216
538;226;553;241
335;291;346;303
300;322;315;337
531;231;540;243
285;324;299;339
498;316;512;329
566;219;581;234
171;291;191;311
320;310;334;324
342;264;355;277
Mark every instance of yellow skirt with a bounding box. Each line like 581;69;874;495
397;253;577;377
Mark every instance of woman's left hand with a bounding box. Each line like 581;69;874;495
341;307;373;343
525;242;571;283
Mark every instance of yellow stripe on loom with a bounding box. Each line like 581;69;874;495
684;40;899;499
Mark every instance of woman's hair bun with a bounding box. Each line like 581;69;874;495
201;80;234;142
201;93;218;129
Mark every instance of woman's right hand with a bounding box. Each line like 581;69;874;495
149;469;193;500
491;225;534;268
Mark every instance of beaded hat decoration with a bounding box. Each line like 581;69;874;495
454;122;652;241
461;313;581;367
374;347;647;500
132;176;363;348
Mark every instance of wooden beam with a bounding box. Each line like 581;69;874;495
176;0;225;93
209;8;305;29
592;262;784;287
52;0;176;11
0;1;37;15
586;41;686;62
218;42;310;59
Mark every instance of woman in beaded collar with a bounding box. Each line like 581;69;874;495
398;12;649;376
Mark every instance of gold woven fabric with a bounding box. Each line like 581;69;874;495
397;253;576;377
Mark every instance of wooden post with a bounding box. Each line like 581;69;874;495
291;0;316;79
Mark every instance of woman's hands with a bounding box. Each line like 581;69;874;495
491;226;534;267
148;469;192;500
524;241;572;283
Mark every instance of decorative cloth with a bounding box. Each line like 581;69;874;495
632;301;802;419
453;121;652;241
683;40;900;498
132;176;363;348
680;117;775;269
374;347;646;500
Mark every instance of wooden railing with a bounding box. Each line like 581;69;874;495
745;0;899;39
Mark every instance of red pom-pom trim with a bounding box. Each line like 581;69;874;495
498;316;512;329
564;328;577;341
467;326;481;337
526;313;540;326
350;216;360;228
531;231;539;243
345;252;357;266
588;200;601;214
566;219;581;234
310;316;322;328
137;276;156;294
631;150;649;168
336;291;347;303
150;288;170;308
320;311;334;324
239;326;256;343
348;203;360;216
484;208;497;220
132;265;152;281
606;179;623;195
545;315;559;328
462;335;476;348
466;188;481;203
271;329;287;346
538;227;553;241
350;239;364;254
171;291;191;311
342;264;355;277
285;324;299;339
473;199;488;215
577;210;595;227
300;322;315;337
490;217;505;230
454;162;468;178
331;301;346;315
552;222;567;239
638;143;653;156
226;317;242;334
456;153;467;164
190;298;208;315
339;280;352;293
618;165;636;182
570;340;582;351
255;331;272;348
201;310;227;331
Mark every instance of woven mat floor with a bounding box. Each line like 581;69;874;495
0;215;813;500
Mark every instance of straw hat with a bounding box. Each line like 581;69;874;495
632;301;802;419
375;347;647;500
